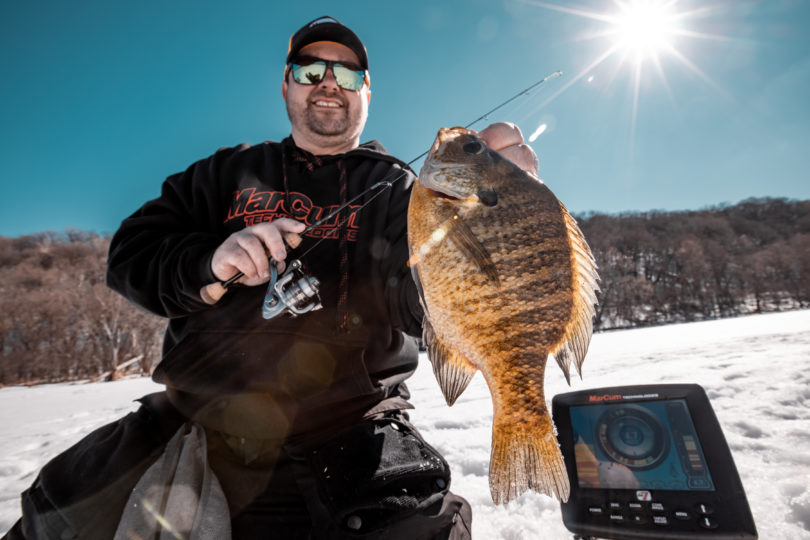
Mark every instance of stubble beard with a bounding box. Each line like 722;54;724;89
306;108;350;136
286;92;365;150
287;94;361;140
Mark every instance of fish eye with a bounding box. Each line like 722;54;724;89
462;141;484;154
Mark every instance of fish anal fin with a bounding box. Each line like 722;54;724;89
489;412;570;505
553;350;572;385
445;215;499;285
423;317;477;406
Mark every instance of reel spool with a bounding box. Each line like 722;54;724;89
262;259;322;319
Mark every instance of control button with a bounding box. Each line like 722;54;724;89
346;515;362;530
627;502;644;511
699;516;719;529
696;503;714;515
588;506;605;516
630;513;648;525
674;510;692;521
651;502;665;512
652;514;670;526
609;513;625;524
608;501;623;510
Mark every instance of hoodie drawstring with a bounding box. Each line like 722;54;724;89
281;141;351;333
336;158;349;332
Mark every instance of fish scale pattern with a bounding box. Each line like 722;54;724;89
408;127;599;504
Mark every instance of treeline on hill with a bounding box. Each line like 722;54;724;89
0;231;164;386
579;197;810;329
1;197;808;386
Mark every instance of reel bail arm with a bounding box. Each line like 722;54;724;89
262;259;322;319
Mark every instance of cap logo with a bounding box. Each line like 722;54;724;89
309;16;337;27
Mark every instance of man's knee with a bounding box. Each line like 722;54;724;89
439;492;472;540
10;392;184;539
288;412;472;539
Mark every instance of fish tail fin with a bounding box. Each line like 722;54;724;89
489;411;570;505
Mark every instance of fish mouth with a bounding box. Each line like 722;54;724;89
419;162;469;200
437;126;474;143
420;126;496;205
426;126;475;161
423;182;497;207
426;187;461;201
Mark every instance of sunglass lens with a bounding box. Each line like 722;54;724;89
332;64;364;91
291;60;365;90
293;62;326;85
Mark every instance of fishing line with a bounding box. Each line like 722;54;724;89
404;70;563;167
221;70;563;289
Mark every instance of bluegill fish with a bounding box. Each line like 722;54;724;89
407;127;599;504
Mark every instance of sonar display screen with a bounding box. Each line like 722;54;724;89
569;399;715;491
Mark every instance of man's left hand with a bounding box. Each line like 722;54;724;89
477;122;539;175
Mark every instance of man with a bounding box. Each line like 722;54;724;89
5;16;538;540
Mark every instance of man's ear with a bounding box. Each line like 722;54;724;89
282;80;288;101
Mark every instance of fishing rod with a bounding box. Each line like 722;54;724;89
202;71;563;310
219;179;393;289
403;70;562;168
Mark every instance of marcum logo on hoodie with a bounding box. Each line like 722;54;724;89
225;188;361;241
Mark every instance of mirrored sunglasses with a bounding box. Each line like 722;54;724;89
288;57;368;91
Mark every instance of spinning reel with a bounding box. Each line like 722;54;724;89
262;259;322;320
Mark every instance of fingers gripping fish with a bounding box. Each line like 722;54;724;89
407;127;599;505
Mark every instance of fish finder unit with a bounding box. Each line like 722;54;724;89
552;384;757;539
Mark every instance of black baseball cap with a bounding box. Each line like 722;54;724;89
286;16;369;70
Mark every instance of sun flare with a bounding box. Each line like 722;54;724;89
609;0;681;62
528;0;726;144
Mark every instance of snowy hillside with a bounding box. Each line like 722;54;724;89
2;310;809;539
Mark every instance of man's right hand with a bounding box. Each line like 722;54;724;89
211;219;306;286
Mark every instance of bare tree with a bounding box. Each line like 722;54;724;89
2;197;808;385
0;232;164;385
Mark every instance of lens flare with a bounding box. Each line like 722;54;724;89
525;0;730;148
529;123;548;143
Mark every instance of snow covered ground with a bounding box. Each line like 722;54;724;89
1;310;809;538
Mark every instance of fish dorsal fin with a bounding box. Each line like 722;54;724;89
550;203;600;382
423;317;478;406
445;214;500;285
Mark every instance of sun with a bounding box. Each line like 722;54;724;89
526;0;724;144
609;0;682;63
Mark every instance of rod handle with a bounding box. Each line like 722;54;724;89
199;232;302;304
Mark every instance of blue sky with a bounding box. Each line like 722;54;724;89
2;0;809;237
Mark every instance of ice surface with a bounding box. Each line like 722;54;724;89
1;310;809;538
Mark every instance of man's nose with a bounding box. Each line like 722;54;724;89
318;66;340;89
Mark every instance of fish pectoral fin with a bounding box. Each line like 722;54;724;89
489;413;570;505
423;317;477;406
445;214;500;285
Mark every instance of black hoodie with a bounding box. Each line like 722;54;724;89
107;137;424;440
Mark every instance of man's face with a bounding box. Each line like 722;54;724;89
282;41;371;153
